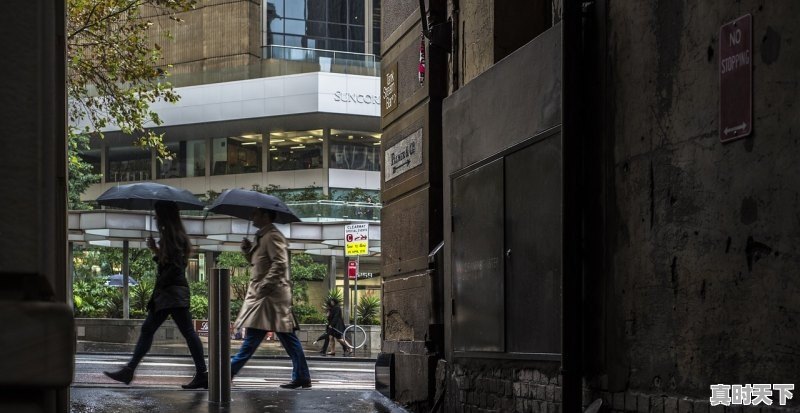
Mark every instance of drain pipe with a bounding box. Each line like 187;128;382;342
562;0;585;412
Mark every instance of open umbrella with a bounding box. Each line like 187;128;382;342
96;182;204;211
207;189;301;223
105;274;138;287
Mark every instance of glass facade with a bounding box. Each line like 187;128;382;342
107;146;151;182
269;130;324;171
264;0;375;54
157;140;206;179
80;149;102;175
329;130;380;171
212;135;263;175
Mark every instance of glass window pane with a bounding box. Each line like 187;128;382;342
349;0;364;25
79;149;101;175
186;140;206;177
328;0;346;23
329;130;381;171
349;25;364;41
107;146;151;182
284;35;303;47
269;130;324;172
211;135;262;175
348;41;364;53
285;0;305;19
158;141;184;179
308;0;326;21
284;19;307;36
327;39;347;52
268;0;284;18
269;17;284;34
328;23;347;39
307;21;326;37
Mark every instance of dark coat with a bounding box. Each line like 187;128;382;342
147;255;190;313
328;305;346;335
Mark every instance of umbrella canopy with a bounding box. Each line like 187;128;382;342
96;182;204;211
105;274;138;287
207;189;301;223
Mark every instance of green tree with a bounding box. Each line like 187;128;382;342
67;0;197;207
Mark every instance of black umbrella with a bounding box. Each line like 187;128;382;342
207;189;301;224
96;182;204;211
105;274;138;287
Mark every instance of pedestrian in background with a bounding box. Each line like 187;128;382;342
230;208;311;389
325;297;352;356
104;201;208;389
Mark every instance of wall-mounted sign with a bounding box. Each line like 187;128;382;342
333;91;380;105
384;128;423;182
345;223;369;256
719;14;752;143
381;62;398;116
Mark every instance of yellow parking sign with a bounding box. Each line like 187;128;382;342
345;223;369;256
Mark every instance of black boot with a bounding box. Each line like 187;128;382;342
182;371;208;389
104;366;134;385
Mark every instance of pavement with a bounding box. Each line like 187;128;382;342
70;342;406;413
71;388;408;413
77;339;380;362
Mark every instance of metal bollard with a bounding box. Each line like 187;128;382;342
208;268;230;404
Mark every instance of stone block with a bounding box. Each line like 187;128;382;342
693;401;709;413
665;397;679;413
678;398;694;413
651;396;665;413
709;405;724;413
614;393;627;411
537;385;547;400
546;385;555;402
393;353;432;405
626;393;638;412
639;395;651;413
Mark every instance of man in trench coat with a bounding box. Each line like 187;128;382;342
230;208;311;389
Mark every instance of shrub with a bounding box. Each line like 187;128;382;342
355;291;381;325
294;303;326;324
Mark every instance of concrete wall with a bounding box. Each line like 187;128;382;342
592;0;800;404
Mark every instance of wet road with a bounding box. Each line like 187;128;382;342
74;354;376;390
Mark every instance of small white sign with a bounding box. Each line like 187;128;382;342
384;128;423;182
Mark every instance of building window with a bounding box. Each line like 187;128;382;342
264;0;375;54
269;130;324;171
329;130;381;171
212;135;263;175
79;149;102;175
157;139;207;179
107;146;151;182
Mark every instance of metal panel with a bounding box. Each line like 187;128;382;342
452;159;504;352
504;134;562;354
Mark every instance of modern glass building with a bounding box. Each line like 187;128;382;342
77;0;384;294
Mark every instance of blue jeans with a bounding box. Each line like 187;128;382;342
128;307;206;373
231;328;310;382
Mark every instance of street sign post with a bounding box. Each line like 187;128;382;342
719;14;752;143
344;223;369;343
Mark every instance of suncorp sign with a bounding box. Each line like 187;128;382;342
333;91;380;105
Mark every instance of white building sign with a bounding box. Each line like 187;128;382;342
384;128;423;182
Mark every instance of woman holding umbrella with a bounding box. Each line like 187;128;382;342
104;201;208;389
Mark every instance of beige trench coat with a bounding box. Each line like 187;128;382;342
234;224;297;332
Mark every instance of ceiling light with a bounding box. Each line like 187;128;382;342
348;135;353;139
373;142;380;145
290;145;306;149
241;142;257;145
269;148;277;151
270;139;285;143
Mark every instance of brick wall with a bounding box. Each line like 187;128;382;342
445;363;563;413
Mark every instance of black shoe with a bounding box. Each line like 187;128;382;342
182;371;208;389
279;379;312;389
104;366;134;385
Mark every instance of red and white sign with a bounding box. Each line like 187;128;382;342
719;14;752;143
347;260;358;279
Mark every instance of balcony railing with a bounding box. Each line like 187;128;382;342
262;45;380;77
285;200;381;222
163;46;380;88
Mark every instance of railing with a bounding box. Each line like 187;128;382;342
262;45;380;77
285;200;381;222
164;46;380;88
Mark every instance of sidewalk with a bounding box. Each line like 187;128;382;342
77;340;380;362
71;387;408;413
